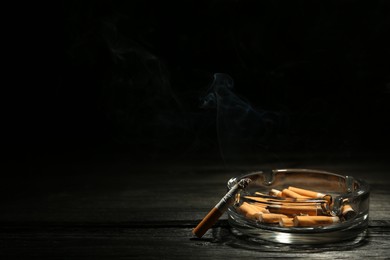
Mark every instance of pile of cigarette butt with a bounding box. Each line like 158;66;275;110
236;186;356;227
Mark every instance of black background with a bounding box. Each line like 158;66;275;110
1;3;389;257
7;0;390;166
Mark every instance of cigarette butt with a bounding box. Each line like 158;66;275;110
237;202;269;219
274;200;326;206
279;217;294;227
269;189;283;197
251;202;269;208
243;196;283;204
245;194;327;204
293;216;340;227
341;204;356;220
248;203;270;213
254;192;269;196
282;189;310;199
243;196;273;204
288;186;326;198
323;194;333;205
267;204;321;216
234;193;241;206
239;202;269;214
258;213;288;223
288;186;332;204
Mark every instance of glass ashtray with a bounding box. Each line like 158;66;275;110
227;169;370;244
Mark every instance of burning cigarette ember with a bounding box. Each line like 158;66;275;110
237;185;354;228
192;178;251;238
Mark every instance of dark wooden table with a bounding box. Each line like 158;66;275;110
1;153;389;258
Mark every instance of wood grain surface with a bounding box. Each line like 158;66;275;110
1;154;389;258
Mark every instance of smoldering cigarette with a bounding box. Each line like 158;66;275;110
192;178;251;238
267;204;323;216
288;186;332;204
293;216;340;227
258;213;288;223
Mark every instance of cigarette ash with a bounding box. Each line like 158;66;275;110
200;73;289;166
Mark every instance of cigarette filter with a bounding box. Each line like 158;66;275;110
288;186;333;205
279;217;294;227
254;192;269;197
288;186;326;198
192;178;251;238
252;202;271;208
282;189;310;199
341;204;357;220
237;202;269;219
247;203;269;213
269;189;283;197
293;216;340;227
258;213;288;223
267;204;322;216
244;196;283;205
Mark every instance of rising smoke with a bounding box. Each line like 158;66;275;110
201;73;290;166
